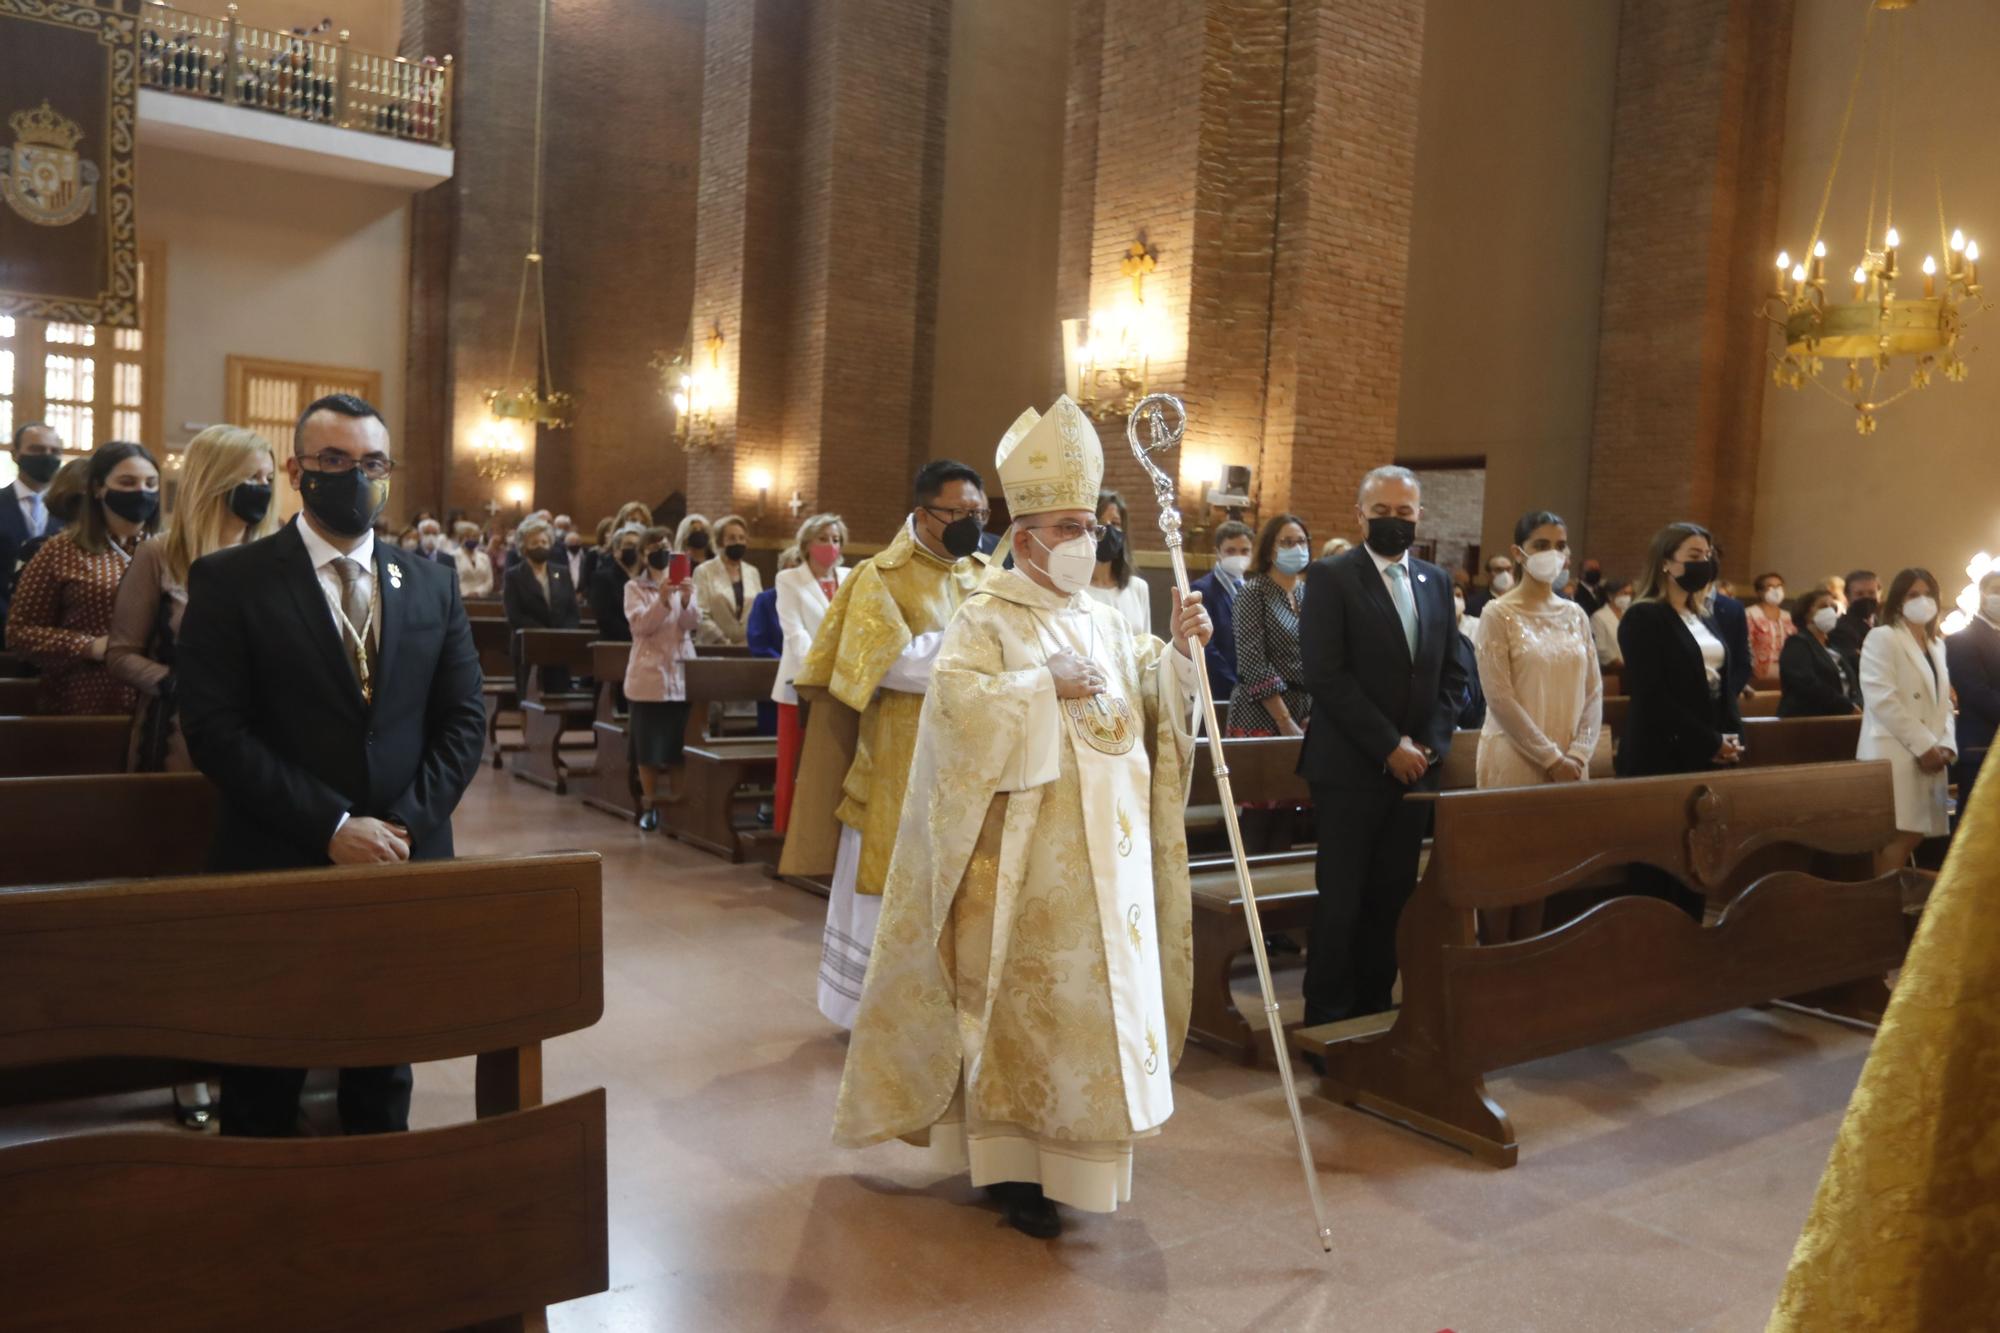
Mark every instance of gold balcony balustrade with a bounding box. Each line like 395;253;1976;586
140;1;453;148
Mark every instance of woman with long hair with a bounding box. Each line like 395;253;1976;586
1614;520;1744;778
1858;567;1956;858
1085;488;1151;634
771;512;849;832
1225;512;1312;737
1473;509;1603;788
7;441;161;714
108;425;279;772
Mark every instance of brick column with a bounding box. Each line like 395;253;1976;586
688;0;951;546
1585;0;1793;578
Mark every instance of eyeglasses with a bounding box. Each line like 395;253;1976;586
1025;519;1106;545
299;449;394;480
922;504;985;525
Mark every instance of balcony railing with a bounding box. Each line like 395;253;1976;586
139;2;452;148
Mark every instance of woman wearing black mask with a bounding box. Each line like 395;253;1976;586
1615;521;1745;778
692;512;761;646
108;425;279;773
590;522;645;643
7;440;160;715
1084;488;1151;634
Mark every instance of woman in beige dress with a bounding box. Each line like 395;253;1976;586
1475;509;1603;789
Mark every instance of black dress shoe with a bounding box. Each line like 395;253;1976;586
636;807;659;832
986;1182;1062;1239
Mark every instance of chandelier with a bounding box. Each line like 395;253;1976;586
653;325;724;452
1763;0;1983;434
472;420;528;481
481;0;572;435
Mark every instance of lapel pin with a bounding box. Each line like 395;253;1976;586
387;562;403;589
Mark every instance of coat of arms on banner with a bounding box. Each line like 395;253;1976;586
0;100;99;228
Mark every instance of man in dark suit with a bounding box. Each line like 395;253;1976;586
0;422;67;644
1947;570;2000;812
177;393;486;1137
501;514;582;695
1297;465;1467;1025
1829;568;1880;679
1191;520;1254;707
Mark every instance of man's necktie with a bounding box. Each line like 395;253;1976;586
332;557;378;699
26;490;44;538
1387;562;1419;660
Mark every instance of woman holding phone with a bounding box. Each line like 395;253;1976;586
623;526;701;831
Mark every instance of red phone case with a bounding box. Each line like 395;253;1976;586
668;552;691;585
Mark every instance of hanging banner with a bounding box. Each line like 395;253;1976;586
0;0;140;328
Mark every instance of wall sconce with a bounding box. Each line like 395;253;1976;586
503;480;531;509
654;323;725;452
1063;240;1164;423
473;419;529;481
747;466;773;522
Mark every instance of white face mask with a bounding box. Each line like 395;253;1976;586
1984;593;2000;621
1612;593;1633;612
1763;586;1785;606
1811;606;1840;635
1026;525;1097;596
419;533;439;553
1490;570;1515;593
1902;595;1938;627
1219;553;1251;579
1523;549;1567;586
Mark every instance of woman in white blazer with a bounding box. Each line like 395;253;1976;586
692;514;763;645
1857;567;1956;856
772;512;850;832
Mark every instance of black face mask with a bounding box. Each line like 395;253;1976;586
1095;526;1124;564
646;548;671;571
723;542;748;563
685;531;710;552
618;548;639;569
1673;559;1718;594
1365;516;1417;558
1581;567;1601;585
17;452;61;486
523;545;551;565
297;467;387;539
103;488;159;525
1849;595;1879;623
938;515;982;559
229;482;272;525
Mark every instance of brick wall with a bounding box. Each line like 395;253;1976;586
1585;0;1793;580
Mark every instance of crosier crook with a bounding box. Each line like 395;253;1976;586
1126;393;1335;1255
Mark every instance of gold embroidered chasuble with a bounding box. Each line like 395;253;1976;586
778;522;982;895
1767;767;2000;1329
833;566;1198;1187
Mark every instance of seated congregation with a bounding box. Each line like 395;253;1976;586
0;385;1990;1324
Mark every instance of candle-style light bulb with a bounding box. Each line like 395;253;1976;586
1923;255;1937;274
1886;226;1901;248
1952;229;1967;253
1776;251;1791;271
1791;264;1807;283
1968;241;1980;262
1813;240;1827;258
1853;265;1869;284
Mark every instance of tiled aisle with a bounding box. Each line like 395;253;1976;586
448;767;1861;1330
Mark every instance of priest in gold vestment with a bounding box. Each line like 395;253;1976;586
780;461;989;1029
833;396;1211;1239
1767;759;2000;1329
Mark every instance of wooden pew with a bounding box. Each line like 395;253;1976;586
0;773;215;889
0;715;130;778
583;639;640;820
1740;713;1862;767
1741;689;1782;718
666;656;781;862
0;851;609;1331
471;614;522;770
0;677;42;715
1294;760;1926;1166
512;628;600;795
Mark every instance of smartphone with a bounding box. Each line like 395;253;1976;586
667;552;691;585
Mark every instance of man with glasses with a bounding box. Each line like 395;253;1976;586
784;458;992;1029
834;396;1212;1239
177;392;487;1138
0;421;66;649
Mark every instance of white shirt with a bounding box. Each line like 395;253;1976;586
1365;541;1412;597
566;548;586;587
1680;609;1725;690
15;480;48;538
295;516;381;651
1083;574;1151;636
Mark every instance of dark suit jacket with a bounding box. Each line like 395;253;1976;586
1615;599;1744;776
0;481;65;634
1712;592;1754;701
1828;608;1873;680
503;557;581;695
177;522;486;872
1190;568;1240;702
588;561;633;643
1946;615;2000;776
1453;628;1485;729
1297;547;1464;791
1777;633;1860;718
